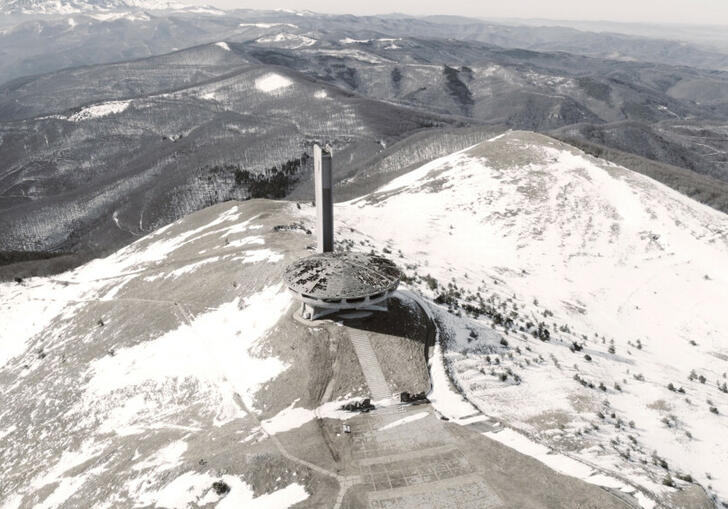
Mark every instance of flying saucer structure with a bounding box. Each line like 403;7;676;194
284;252;401;320
284;144;401;320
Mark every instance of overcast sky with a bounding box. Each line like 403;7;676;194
200;0;728;26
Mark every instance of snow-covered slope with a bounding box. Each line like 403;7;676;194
2;130;725;507
0;201;342;508
337;130;728;506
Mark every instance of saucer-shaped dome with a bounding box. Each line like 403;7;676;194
284;252;401;300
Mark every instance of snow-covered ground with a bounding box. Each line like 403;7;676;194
336;130;728;506
3;129;727;507
239;22;298;29
255;32;316;49
0;203;314;508
67;100;131;121
254;72;293;93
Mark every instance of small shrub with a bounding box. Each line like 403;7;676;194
212;481;231;495
584;354;592;361
662;474;675;487
654;456;668;469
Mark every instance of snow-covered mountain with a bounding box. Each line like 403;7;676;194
336;130;728;506
1;131;725;507
0;198;636;509
0;0;191;15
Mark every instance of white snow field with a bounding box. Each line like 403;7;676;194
336;130;728;506
254;72;293;93
255;32;316;49
238;22;299;29
67;100;131;121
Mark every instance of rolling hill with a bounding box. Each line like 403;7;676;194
0;42;458;273
335;130;728;507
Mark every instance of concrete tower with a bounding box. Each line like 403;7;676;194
314;144;333;253
283;143;401;321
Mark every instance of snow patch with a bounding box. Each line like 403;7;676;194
140;471;217;508
484;428;627;491
30;440;105;509
260;398;366;435
255;33;316;49
239;22;298;28
0;279;78;367
178;6;224;15
215;41;230;51
132;440;187;471
85;285;292;423
260;401;313;434
88;12;150;22
378;411;429;431
306;48;391;64
255;73;293;93
68;100;131;122
428;341;478;420
218;478;308;508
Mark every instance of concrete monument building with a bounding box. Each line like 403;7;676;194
284;144;401;320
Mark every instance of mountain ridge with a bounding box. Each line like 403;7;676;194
0;0;186;15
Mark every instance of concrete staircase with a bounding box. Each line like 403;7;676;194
348;328;392;401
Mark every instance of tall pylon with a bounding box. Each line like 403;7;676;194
314;144;333;253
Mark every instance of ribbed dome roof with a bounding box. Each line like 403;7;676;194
284;252;401;300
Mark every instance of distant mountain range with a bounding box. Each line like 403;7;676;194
1;7;728;277
0;0;189;14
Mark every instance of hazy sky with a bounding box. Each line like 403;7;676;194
201;0;728;26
